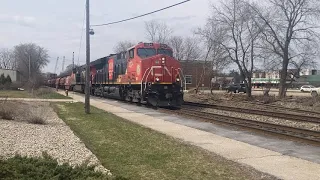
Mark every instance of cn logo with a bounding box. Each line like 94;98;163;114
136;65;141;75
128;61;134;68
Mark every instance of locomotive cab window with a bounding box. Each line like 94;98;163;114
129;49;134;59
137;48;156;58
157;49;173;57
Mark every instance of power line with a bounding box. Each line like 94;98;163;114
91;0;191;27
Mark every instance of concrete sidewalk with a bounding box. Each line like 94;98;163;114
0;98;75;102
61;92;320;180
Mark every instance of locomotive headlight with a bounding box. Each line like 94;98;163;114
156;77;160;82
161;57;166;64
176;78;180;82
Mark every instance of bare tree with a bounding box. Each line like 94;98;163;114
168;36;185;60
203;0;263;97
196;22;231;74
13;43;49;89
251;0;320;98
168;36;201;61
196;21;231;93
113;41;135;53
0;48;16;70
145;20;173;43
183;37;202;60
286;42;319;86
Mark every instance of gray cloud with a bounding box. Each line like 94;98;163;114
1;0;212;74
0;14;36;27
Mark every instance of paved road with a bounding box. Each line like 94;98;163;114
0;98;74;102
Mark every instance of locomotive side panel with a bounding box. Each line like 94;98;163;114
108;59;114;81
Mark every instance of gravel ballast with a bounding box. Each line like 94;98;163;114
0;101;111;175
202;108;320;131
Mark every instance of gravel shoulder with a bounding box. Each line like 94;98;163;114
0;101;110;175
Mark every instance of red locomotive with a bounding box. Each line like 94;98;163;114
48;42;184;108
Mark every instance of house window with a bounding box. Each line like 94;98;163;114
185;75;192;84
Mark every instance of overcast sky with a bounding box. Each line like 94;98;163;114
0;0;214;74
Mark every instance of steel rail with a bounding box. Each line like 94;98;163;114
183;101;320;124
177;108;320;144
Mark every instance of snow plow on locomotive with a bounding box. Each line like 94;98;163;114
48;42;184;108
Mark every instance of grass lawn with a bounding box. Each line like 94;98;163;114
53;102;275;180
0;153;110;180
0;90;31;98
0;89;71;99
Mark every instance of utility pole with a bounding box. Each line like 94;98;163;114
28;55;31;82
72;52;75;69
54;57;59;74
85;0;91;114
62;56;65;72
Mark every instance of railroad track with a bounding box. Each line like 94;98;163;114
183;101;320;124
248;101;320;117
174;107;320;145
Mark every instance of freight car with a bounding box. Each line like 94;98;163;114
48;42;184;108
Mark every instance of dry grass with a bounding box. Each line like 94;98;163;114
0;100;47;125
0;87;71;99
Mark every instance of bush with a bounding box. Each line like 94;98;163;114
0;110;14;120
0;74;15;90
6;75;12;84
0;100;14;120
0;73;5;85
27;116;46;125
0;153;111;180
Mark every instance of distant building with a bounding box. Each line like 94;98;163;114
299;69;318;76
0;69;21;82
180;60;214;90
251;69;320;88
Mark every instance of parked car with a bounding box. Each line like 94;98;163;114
226;83;247;93
300;85;316;92
311;87;320;97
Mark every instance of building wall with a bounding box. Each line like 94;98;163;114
0;69;20;82
252;69;320;88
300;69;318;76
180;61;213;89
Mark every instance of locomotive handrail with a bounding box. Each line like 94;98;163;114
144;67;154;91
141;67;151;94
141;66;162;92
177;68;185;90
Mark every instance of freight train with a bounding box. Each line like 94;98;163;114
47;42;184;108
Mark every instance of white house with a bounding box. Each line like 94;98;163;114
0;69;21;82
